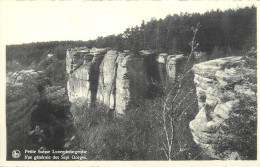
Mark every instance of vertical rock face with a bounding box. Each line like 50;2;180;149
156;53;168;86
156;53;185;86
115;53;150;114
67;48;106;104
166;54;186;83
66;48;187;115
190;55;257;159
6;82;40;157
6;69;72;159
97;50;119;110
66;47;90;74
85;50;151;115
6;70;43;159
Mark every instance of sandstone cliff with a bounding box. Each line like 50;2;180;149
7;70;49;86
6;70;72;159
6;82;39;156
6;70;44;159
40;85;70;112
66;47;186;115
67;47;106;104
190;53;257;159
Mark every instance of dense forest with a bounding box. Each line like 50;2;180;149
7;6;256;66
95;6;256;54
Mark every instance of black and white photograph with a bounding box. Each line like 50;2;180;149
1;0;258;165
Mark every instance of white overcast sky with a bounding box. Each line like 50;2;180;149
0;1;257;45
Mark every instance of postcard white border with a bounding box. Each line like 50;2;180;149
0;0;259;166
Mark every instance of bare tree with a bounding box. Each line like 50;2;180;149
160;23;201;160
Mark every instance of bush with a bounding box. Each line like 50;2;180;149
74;94;201;160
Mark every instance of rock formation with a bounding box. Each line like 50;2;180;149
114;52;150;114
166;54;186;83
67;47;106;104
189;54;257;159
156;53;169;86
40;85;70;112
7;43;256;160
96;50;118;110
7;70;49;86
6;81;39;158
6;69;71;159
66;47;186;115
156;53;186;86
6;70;44;159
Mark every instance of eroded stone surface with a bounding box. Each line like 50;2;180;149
97;50;119;109
67;48;190;115
166;54;185;83
115;53;149;114
6;68;73;158
190;55;257;159
7;70;49;86
156;53;187;86
6;79;40;156
40;85;70;111
67;48;105;104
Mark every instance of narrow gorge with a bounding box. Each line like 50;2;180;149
65;47;256;159
6;47;256;160
4;3;257;161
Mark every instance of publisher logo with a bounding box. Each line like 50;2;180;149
12;150;21;159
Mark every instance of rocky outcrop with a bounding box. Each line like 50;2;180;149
67;47;188;115
96;50;119;110
66;47;90;74
67;48;106;104
6;69;72;159
166;54;186;83
6;72;41;159
6;82;39;150
40;85;70;112
156;53;186;86
156;53;168;86
190;55;257;159
7;70;49;86
66;47;106;74
6;70;69;110
115;52;150;114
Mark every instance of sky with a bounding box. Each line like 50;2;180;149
0;1;257;45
